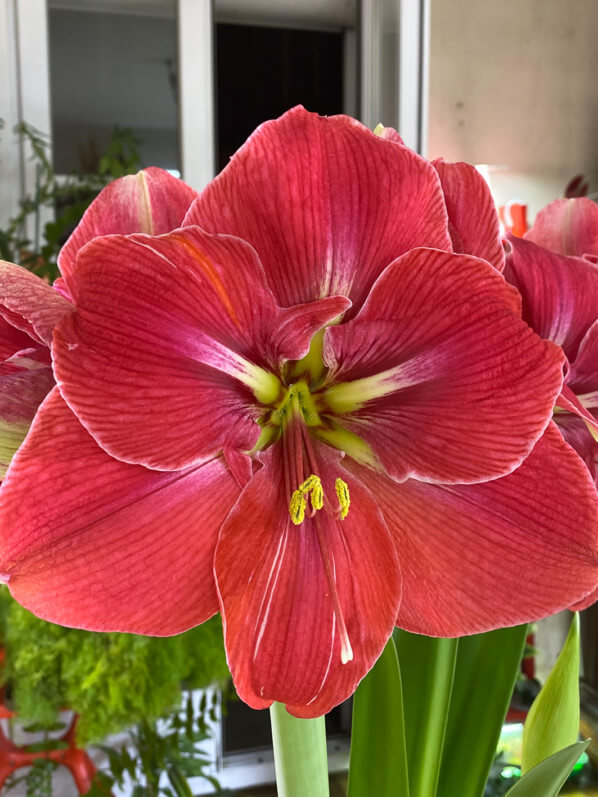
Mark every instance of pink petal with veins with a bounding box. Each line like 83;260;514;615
184;106;451;314
525;197;598;257
350;423;598;635
0;389;239;634
215;438;401;717
59;167;198;298
324;248;563;483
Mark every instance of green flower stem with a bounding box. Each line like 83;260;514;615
269;702;330;797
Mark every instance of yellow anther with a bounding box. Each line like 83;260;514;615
289;490;307;525
289;474;323;525
299;474;320;493
335;478;351;520
310;479;324;511
289;474;350;525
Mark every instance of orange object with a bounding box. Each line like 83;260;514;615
499;202;528;237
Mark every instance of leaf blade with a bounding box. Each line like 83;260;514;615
437;624;528;797
522;613;580;773
506;740;589;796
348;636;409;797
394;630;458;797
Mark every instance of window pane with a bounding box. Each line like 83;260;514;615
49;3;179;174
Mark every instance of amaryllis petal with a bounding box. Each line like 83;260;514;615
58;167;198;298
53;227;347;471
184;106;451;313
0;261;74;346
433;159;505;272
569;319;598;395
0;388;240;634
0;363;55;476
276;297;351;359
350;423;598;636
556;385;598;436
571;585;598;611
0;317;36;361
377;125;406;145
553;412;598;484
322;248;563;484
214;440;401;718
504;235;598;363
525;197;598;257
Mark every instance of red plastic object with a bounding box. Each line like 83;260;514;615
499;202;528;237
0;649;101;793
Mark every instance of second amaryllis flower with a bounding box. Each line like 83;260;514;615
505;210;598;484
0;166;199;474
0;108;596;719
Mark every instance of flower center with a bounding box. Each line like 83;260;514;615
251;372;355;664
270;380;321;428
253;380;352;526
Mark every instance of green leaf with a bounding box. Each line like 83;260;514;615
347;636;408;797
167;763;194;797
437;624;528;797
521;613;580;773
394;630;458;797
506;740;589;796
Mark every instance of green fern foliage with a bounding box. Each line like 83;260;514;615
0;588;229;744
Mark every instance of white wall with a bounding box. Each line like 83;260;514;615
428;0;598;219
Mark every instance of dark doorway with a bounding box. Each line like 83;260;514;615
222;691;352;758
216;23;345;171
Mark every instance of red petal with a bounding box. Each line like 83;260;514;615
0;261;74;346
0;317;36;361
556;385;598;436
51;277;73;302
214;440;401;717
53;227;345;471
378;125;406;145
525;197;598;257
504;235;598;363
0;388;240;634
569;319;598;395
351;423;598;636
58;168;198;298
0;362;54;422
433;159;505;272
276;296;351;358
570;585;598;611
323;248;563;483
184;106;451;313
553;411;598;485
0;364;54;477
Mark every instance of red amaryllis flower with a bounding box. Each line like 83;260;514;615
0;168;198;474
525;196;598;259
504;234;598;484
0;109;597;718
0;265;70;476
